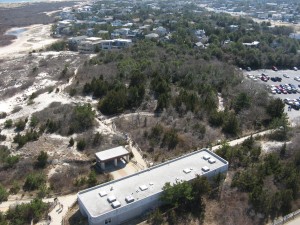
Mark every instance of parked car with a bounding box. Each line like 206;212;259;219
275;89;281;94
294;77;300;81
284;98;291;104
294;67;298;71
272;66;278;71
283;74;290;78
289;84;296;89
261;76;268;82
292;103;300;110
246;67;251;71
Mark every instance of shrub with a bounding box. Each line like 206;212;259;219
69;137;74;147
0;134;6;141
69;104;95;133
77;139;86;151
69;88;77;97
13;131;39;148
4;119;13;128
87;171;97;187
9;182;20;194
15;119;27;131
0;112;7;119
93;132;103;146
5;155;19;169
5;198;48;225
30;116;39;128
35;151;48;169
0;185;8;203
23;173;46;191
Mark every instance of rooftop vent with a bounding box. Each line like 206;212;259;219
203;155;210;160
208;158;216;164
125;195;134;203
149;182;154;186
107;195;116;203
111;200;121;208
99;190;107;197
183;168;191;174
202;166;210;172
139;185;148;191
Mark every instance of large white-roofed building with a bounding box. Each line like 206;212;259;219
78;149;228;225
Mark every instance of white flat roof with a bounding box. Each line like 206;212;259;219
95;146;129;162
78;149;228;218
85;37;102;41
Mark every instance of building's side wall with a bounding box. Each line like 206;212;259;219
78;197;87;217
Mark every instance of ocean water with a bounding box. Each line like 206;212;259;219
0;0;46;3
5;27;27;37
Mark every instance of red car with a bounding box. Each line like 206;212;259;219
261;76;268;81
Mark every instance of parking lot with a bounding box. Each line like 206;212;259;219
243;69;300;125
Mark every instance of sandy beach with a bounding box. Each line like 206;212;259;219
0;0;80;58
0;24;59;59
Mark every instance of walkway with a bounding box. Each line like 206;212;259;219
48;194;77;225
211;129;273;152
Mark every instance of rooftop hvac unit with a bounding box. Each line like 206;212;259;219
203;155;210;160
139;185;148;191
183;168;191;174
99;190;107;197
125;195;134;203
208;158;216;164
111;200;121;208
107;195;116;203
202;166;210;172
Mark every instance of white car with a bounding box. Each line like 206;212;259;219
294;77;300;81
283;74;290;78
294;67;298;71
271;90;277;94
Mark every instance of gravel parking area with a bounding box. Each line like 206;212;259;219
243;69;300;126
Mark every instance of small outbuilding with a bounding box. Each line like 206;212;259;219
95;146;130;170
